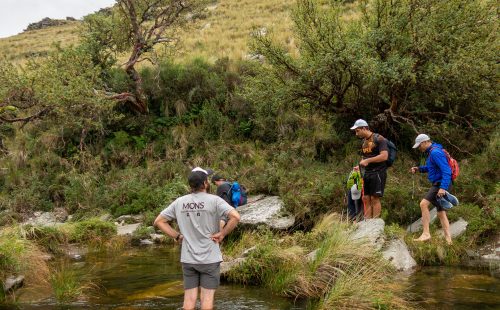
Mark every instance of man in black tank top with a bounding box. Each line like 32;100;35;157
350;119;389;218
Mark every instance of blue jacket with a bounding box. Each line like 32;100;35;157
418;143;452;190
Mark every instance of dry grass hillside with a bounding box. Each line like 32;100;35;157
0;0;297;65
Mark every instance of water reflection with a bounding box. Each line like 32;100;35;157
409;266;500;310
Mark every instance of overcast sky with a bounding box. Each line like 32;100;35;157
0;0;116;38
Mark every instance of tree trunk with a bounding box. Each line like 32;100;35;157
125;64;148;114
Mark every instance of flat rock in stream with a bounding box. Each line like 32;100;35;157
237;196;295;230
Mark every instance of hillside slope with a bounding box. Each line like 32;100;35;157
0;0;296;64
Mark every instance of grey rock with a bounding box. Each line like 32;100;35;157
220;258;246;277
24;17;69;32
150;233;165;242
24;212;60;227
382;239;417;272
140;239;155;245
407;207;438;233
351;218;385;250
306;249;318;262
115;214;144;224
99;213;113;222
3;275;24;292
237;196;295;230
246;195;266;204
437;217;468;238
117;223;141;236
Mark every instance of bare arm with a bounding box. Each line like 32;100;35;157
211;209;240;243
154;214;182;241
360;150;388;166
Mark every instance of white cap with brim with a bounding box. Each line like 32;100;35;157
350;119;369;130
412;134;431;148
192;167;214;175
351;184;361;200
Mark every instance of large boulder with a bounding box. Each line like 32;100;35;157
407;207;438;233
382;239;417;272
117;223;141;236
437;218;468;238
237;196;295;230
350;218;385;250
23;210;67;227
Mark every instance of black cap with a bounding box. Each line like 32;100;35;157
188;171;208;189
211;174;225;183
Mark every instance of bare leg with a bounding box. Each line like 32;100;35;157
371;196;381;218
200;287;216;310
363;196;372;219
414;199;431;241
437;211;452;244
183;287;198;310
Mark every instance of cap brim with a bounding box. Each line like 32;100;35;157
412;142;421;148
350;125;358;130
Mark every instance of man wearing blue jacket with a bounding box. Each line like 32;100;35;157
410;134;453;244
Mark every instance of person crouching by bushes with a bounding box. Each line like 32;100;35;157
154;170;240;310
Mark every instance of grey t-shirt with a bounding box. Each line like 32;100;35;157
160;192;234;264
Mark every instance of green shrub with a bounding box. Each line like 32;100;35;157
68;219;116;243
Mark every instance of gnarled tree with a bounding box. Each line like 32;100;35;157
82;0;208;114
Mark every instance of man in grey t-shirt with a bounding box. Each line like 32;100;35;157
154;170;240;310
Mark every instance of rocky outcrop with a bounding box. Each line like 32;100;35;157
237;196;295;230
407;207;438;233
24;18;73;32
350;218;385;250
23;208;68;227
382;239;417;271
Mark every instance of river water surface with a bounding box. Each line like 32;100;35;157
7;246;500;309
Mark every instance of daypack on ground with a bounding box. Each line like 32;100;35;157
429;147;460;181
226;181;248;208
374;133;397;167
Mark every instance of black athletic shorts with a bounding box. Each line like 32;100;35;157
424;184;454;212
362;170;387;197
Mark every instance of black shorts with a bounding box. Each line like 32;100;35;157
363;170;387;197
182;262;220;290
424;184;453;212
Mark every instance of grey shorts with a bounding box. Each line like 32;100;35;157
182;262;221;289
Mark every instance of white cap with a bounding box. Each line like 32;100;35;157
351;184;361;200
412;134;431;148
191;167;214;175
350;119;369;130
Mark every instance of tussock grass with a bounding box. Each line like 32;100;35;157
50;262;98;303
0;228;50;294
226;214;411;309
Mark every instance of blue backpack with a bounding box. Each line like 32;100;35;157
227;181;248;208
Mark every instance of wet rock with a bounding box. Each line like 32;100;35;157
437;217;468;238
382;239;417;272
115;214;144;224
407;207;438;233
351;218;385;250
3;275;24;292
237;196;295;230
140;239;154;245
117;223;141;236
466;233;500;276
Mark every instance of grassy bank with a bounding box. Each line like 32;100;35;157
224;214;410;309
